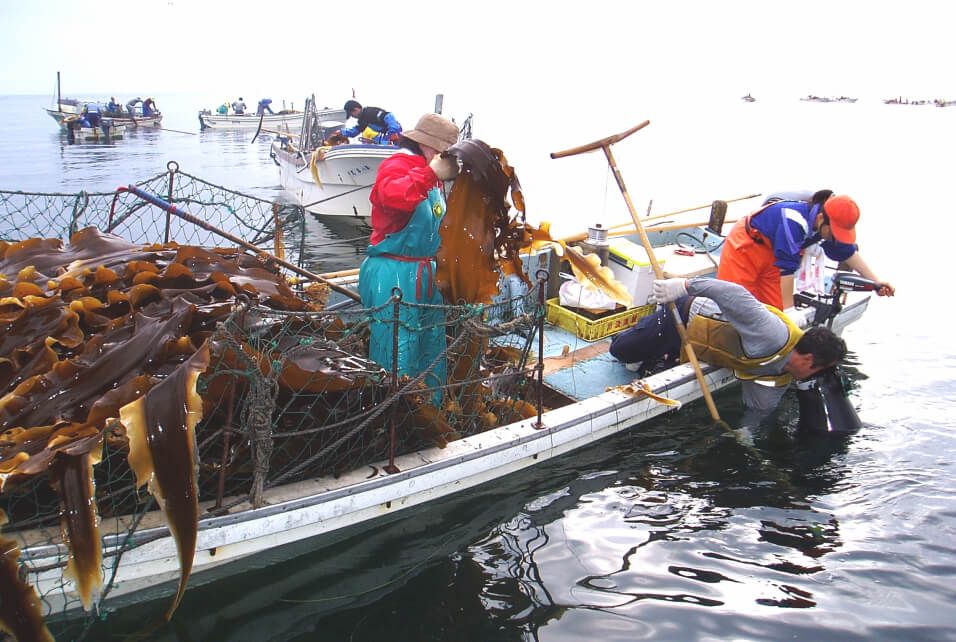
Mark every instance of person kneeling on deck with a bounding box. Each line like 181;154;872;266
610;277;850;425
358;113;460;405
340;100;403;145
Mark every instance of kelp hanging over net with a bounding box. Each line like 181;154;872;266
0;163;547;640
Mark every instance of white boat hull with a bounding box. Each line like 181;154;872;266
17;295;869;618
199;111;306;131
45;108;162;130
68;123;127;142
273;143;397;218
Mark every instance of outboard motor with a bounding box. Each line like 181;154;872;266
795;366;863;435
794;271;882;327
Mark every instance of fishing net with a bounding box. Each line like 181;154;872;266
0;170;545;640
0;162;308;269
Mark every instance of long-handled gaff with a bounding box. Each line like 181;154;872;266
550;121;722;423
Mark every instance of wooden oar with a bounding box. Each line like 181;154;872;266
558;194;756;244
551;121;723;423
636;193;759;223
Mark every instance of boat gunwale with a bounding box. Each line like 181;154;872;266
15;293;870;563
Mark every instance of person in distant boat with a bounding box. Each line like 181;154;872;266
340;100;403;145
106;97;120;113
126;97;142;116
716;191;895;310
610;276;848;419
82;102;101;128
142;97;158;117
217;102;229;115
232;97;247;115
257;98;275;116
358;113;460;404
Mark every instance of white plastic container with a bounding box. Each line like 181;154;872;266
607;238;663;307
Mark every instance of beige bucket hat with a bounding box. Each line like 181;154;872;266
402;113;459;152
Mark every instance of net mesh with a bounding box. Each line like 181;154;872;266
0;167;544;640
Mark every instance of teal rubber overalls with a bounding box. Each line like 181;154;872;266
359;186;447;404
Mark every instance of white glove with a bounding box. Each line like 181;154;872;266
429;154;459;181
649;278;687;305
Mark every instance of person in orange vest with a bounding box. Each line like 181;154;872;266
716;191;895;309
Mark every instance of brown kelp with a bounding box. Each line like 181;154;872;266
1;510;54;642
437;139;628;423
0;227;348;629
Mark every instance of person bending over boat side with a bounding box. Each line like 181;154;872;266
717;191;895;310
610;277;847;418
82;102;101;128
358;113;460;404
340;99;403;145
126;97;142;117
232;97;247;115
142;97;158;117
257;98;274;115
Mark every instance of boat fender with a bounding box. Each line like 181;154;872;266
795;366;862;435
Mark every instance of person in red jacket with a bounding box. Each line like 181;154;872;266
358;113;460;402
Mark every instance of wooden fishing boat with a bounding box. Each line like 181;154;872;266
45;103;163;130
5;232;871;626
44;72;163;131
0;133;875;638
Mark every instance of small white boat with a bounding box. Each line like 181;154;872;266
272;141;396;219
15;274;869;619
6;216;872;620
44;73;163;130
64;119;127;142
46;106;163;130
198;109;312;131
271;96;471;219
0;156;875;635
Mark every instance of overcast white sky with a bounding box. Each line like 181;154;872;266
5;0;951;231
2;0;952;103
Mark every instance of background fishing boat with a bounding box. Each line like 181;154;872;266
198;107;307;131
44;72;163;131
270;95;471;220
45;99;163;130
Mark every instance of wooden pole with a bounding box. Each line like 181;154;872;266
551;123;722;422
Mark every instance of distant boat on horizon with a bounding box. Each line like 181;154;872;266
741;93;756;102
800;95;857;104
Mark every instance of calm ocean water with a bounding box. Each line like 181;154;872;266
2;92;955;641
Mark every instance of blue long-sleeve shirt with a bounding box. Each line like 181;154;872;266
750;200;857;275
341;106;402;140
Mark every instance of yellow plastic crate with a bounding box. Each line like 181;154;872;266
545;298;656;341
